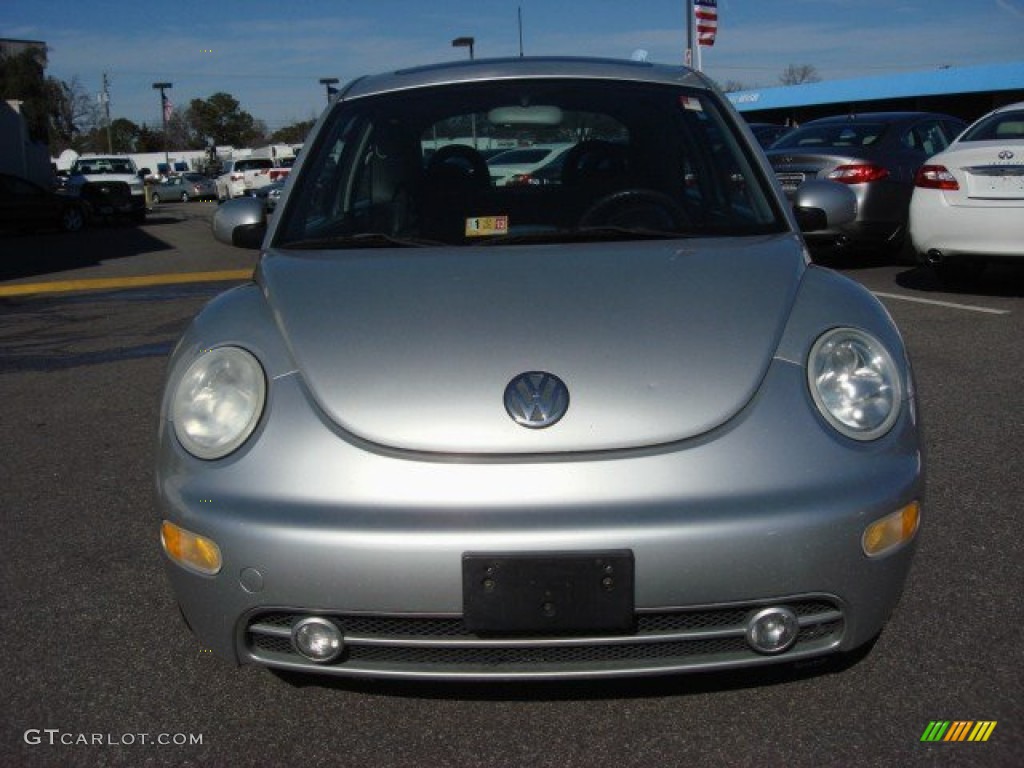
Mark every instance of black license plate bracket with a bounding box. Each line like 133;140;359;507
462;551;634;634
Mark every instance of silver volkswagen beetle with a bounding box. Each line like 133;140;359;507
156;57;923;681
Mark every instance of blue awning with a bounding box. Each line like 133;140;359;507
728;61;1024;112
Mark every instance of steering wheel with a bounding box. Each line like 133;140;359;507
426;144;490;189
579;188;690;230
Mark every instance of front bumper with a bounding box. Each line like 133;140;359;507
157;355;922;680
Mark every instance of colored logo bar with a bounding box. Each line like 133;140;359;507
921;721;997;742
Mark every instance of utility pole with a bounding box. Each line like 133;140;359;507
102;73;112;153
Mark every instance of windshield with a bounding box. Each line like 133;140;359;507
276;79;784;248
73;158;136;174
960;109;1024;142
771;122;888;149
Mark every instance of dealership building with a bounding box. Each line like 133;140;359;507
728;61;1024;125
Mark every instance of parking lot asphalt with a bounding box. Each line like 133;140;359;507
1;205;1021;767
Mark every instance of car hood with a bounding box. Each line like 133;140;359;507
260;236;804;454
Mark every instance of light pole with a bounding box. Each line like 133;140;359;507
451;36;475;60
152;82;172;171
319;77;339;104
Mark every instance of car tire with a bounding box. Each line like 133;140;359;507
181;191;190;203
60;205;85;233
151;192;161;204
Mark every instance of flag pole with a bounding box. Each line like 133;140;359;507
685;0;694;68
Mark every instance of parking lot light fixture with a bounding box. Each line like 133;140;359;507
452;36;475;60
152;82;173;170
319;77;339;103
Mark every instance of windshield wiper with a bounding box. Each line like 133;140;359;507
479;226;686;246
284;233;442;250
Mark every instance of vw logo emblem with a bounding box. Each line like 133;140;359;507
998;150;1014;160
504;372;569;428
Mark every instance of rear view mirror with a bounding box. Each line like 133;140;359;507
488;105;563;126
212;197;266;249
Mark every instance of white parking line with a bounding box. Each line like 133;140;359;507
873;291;1011;316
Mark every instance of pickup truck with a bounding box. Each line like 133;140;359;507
215;158;291;200
66;155;147;223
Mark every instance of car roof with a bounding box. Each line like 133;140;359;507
989;100;1024;114
800;112;960;125
339;56;710;100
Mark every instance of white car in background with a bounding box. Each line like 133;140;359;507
215;158;290;200
909;101;1024;285
487;144;571;186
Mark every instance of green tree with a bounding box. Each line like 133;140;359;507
135;124;166;153
1;47;102;151
187;92;265;147
0;46;49;142
270;119;315;145
109;117;141;153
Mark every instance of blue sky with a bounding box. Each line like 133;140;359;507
3;0;1023;131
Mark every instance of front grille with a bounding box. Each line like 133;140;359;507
242;597;844;678
80;181;131;203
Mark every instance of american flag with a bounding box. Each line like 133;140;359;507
163;94;174;122
695;0;719;47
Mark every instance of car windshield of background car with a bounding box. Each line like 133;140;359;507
275;80;784;249
960;110;1024;141
772;123;888;149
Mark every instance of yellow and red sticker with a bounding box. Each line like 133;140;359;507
465;216;509;237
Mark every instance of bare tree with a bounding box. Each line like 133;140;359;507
779;64;821;86
718;80;748;93
46;76;100;151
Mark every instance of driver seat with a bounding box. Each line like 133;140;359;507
420;144;491;242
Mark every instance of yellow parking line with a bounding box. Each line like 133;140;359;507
0;270;253;298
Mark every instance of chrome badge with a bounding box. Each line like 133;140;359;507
504;372;569;428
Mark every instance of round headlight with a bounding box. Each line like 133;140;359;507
808;328;902;441
171;346;266;460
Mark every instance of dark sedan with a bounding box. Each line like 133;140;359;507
765;112;966;255
0;172;86;233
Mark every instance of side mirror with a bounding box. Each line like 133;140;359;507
212;197;267;250
792;179;856;232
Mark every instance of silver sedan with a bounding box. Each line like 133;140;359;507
156;57;923;682
149;173;217;203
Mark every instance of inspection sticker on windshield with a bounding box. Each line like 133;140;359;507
466;216;509;237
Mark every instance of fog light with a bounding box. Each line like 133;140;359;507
161;520;222;575
863;501;920;557
291;617;344;663
746;607;800;654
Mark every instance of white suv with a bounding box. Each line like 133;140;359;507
215;158;276;200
